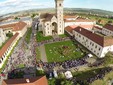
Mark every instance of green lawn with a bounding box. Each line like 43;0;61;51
17;64;25;68
25;27;32;44
45;40;84;62
59;34;68;38
72;67;112;85
36;47;41;61
36;31;52;42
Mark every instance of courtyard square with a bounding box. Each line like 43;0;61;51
45;40;85;62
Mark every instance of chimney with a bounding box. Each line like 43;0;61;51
92;31;94;33
26;79;30;83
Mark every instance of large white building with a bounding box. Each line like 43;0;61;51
0;21;28;37
39;0;96;36
0;29;6;46
39;0;64;36
64;16;96;28
0;33;19;68
0;21;28;68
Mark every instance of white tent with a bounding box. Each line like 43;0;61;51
65;71;73;79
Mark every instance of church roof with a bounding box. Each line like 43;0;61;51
40;13;56;22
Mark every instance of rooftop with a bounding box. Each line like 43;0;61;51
0;21;27;31
2;76;48;85
73;26;113;47
0;33;19;58
104;24;113;31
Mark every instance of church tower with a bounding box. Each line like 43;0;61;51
55;0;64;35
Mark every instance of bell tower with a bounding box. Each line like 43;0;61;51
55;0;64;35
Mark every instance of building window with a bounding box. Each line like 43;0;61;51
59;3;61;6
92;43;94;46
90;42;92;45
48;31;49;34
99;48;101;51
95;45;97;48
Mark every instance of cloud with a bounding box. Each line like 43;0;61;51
0;0;54;15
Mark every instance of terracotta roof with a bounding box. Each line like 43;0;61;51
65;25;93;33
0;21;27;31
73;26;104;46
104;24;113;31
2;76;48;85
64;15;78;19
0;33;19;58
40;13;56;21
65;26;74;33
104;36;113;47
73;26;113;47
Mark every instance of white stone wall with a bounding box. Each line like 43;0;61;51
44;22;51;36
0;33;20;68
73;30;103;58
65;22;96;27
0;29;6;46
102;28;113;36
56;0;64;35
101;45;113;57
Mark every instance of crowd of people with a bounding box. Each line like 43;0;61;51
37;37;71;46
37;55;88;71
71;67;113;85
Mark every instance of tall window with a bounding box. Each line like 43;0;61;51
59;3;61;6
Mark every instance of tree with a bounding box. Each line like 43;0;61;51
108;20;112;24
15;17;20;20
61;80;74;85
48;78;56;85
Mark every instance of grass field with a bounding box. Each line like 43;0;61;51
36;47;41;61
36;31;53;42
25;27;32;44
45;40;84;62
91;70;113;85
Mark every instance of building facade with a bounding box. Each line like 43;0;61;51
0;29;6;46
39;0;64;36
72;26;113;58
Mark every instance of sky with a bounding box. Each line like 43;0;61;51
0;0;113;15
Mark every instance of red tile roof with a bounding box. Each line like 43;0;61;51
0;21;27;31
73;26;113;47
104;24;113;31
0;33;19;58
64;15;78;19
65;25;93;33
74;26;104;46
2;76;48;85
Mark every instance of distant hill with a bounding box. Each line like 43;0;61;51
1;8;113;17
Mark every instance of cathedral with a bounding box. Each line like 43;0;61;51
39;0;64;36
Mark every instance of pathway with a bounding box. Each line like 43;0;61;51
39;45;48;62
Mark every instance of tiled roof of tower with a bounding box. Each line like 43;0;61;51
0;21;27;31
2;76;48;85
0;33;19;58
104;24;113;31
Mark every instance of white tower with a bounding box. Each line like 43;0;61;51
55;0;64;35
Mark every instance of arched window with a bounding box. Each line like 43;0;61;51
59;3;61;6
